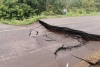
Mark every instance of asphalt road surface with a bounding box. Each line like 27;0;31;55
0;16;100;67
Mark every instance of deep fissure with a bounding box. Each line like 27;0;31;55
29;20;100;67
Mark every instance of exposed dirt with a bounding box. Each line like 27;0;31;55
75;50;100;67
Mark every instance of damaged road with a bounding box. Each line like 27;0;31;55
0;16;100;67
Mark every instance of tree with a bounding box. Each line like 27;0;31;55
82;0;96;12
0;0;2;4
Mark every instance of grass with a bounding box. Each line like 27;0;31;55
66;11;100;17
0;15;47;25
0;12;100;26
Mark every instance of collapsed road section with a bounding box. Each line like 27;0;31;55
0;16;100;67
38;20;100;56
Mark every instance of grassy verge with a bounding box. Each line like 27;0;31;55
0;15;47;25
0;12;100;26
66;11;100;17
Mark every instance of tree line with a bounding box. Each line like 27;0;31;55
0;0;100;20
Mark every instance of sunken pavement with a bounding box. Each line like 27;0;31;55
0;16;100;67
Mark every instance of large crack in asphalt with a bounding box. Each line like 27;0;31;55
38;20;100;56
26;24;41;36
29;21;100;67
54;44;82;56
29;28;39;36
39;20;100;41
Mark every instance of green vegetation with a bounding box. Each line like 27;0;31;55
0;0;100;25
0;15;47;25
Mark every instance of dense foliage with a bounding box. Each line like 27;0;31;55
0;0;100;20
0;3;36;20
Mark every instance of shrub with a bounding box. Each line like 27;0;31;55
0;3;35;20
41;11;55;16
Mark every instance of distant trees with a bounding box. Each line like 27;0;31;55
95;0;100;11
17;0;66;15
0;0;67;20
0;0;100;20
82;0;96;12
69;0;100;14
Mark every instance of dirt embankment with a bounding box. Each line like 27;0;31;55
75;50;100;67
